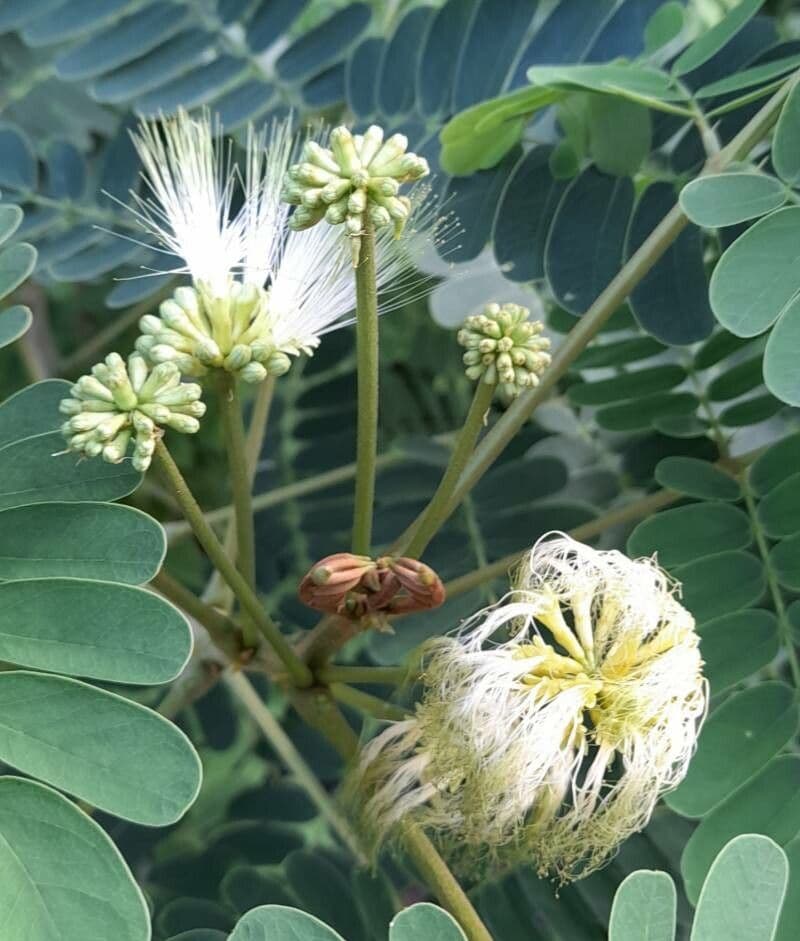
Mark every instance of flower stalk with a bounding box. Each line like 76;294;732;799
217;371;258;646
291;688;494;941
352;212;380;555
398;303;550;559
152;439;313;687
399;378;495;559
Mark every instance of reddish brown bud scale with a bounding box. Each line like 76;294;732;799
298;552;445;627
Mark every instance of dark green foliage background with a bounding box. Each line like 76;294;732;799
1;1;800;939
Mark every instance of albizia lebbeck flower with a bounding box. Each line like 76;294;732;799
122;110;437;382
355;535;706;882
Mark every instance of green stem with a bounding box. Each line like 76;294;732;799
217;372;258;645
398;379;496;559
329;682;409;721
401;825;494;941
444;488;683;599
150;569;242;661
317;664;409;686
244;375;276;477
352;213;380;555
207;375;275;613
442;447;764;601
291;690;494;941
152;439;313;688
226;671;365;861
166;433;456;545
742;480;800;689
401;71;799;550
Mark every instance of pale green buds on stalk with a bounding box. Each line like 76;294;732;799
354;535;706;883
283;125;430;266
135;284;292;383
458;303;551;398
59;352;206;471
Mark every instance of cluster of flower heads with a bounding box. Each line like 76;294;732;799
59;109;437;468
457;302;551;398
283;125;429;265
125;111;432;383
59;353;205;471
354;535;706;883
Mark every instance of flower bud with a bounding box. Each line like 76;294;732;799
59;353;206;472
457;303;551;398
284;124;429;266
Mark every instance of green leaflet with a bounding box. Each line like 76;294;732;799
0;304;32;350
667;683;798;818
679;173;786;228
690;835;788;941
390;903;467;941
681;757;800;905
608;871;676;941
0;501;165;582
671;0;763;76
0;671;201;824
229;905;346;941
0;577;191;683
0;776;150;941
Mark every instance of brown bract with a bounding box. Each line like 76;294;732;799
299;553;445;626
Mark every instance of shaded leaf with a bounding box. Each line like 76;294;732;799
668;683;798;818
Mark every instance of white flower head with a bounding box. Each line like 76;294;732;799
355;534;706;883
59;352;205;471
122;110;441;382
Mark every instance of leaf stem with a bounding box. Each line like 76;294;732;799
152;439;313;687
404;71;799;548
150;568;242;660
397;379;496;559
352;214;380;555
444;487;683;599
317;664;409;686
328;682;409;721
226;671;366;860
742;479;800;689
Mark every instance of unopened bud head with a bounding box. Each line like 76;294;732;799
59;352;206;471
283;124;430;266
457;303;551;398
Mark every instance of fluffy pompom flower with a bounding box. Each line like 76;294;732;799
282;125;430;265
59;352;205;471
355;535;706;882
124;111;437;382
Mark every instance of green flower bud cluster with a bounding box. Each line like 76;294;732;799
458;303;551;398
59;353;205;471
282;125;429;265
135;283;292;384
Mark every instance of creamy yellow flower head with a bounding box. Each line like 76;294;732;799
356;534;706;882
